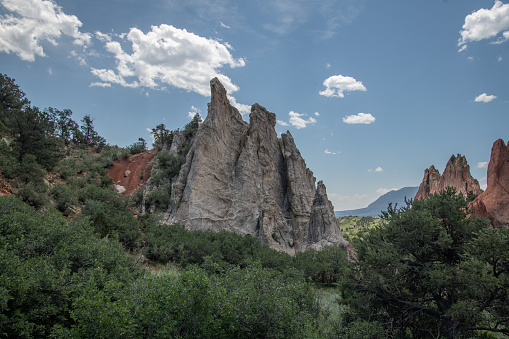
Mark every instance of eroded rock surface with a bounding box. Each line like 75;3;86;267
165;78;347;254
415;154;482;200
470;139;509;228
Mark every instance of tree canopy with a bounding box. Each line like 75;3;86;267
345;188;509;338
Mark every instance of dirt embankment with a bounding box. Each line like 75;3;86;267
107;150;156;195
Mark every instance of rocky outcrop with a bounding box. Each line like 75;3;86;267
415;154;482;200
164;78;348;254
470;139;509;228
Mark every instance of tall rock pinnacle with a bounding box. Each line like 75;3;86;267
415;154;482;200
167;78;348;254
470;139;509;228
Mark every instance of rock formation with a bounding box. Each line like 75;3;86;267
470;139;509;228
161;78;348;254
415;154;482;200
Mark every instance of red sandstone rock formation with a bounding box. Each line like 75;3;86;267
415;154;482;200
470;139;509;228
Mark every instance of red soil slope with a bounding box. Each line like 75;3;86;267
107;150;156;195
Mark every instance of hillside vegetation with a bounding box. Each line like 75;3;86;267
1;73;508;338
337;216;382;242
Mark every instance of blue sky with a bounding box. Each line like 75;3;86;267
1;0;508;210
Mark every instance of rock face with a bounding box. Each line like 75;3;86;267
470;139;509;228
166;78;348;254
415;154;482;200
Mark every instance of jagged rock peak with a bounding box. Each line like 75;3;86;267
470;139;509;228
166;78;347;254
415;154;482;200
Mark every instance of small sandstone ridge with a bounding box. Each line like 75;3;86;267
107;150;155;195
470;139;509;228
167;78;348;254
415;154;482;201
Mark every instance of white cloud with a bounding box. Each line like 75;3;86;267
324;149;340;155
343;112;375;124
188;105;201;119
477;161;488;169
498;56;503;61
314;112;320;116
376;187;398;195
227;95;251;116
480;177;487;190
493;30;509;44
147;127;155;144
458;1;509;49
288;111;317;129
277;120;289;126
91;24;245;97
458;45;467;53
0;0;91;62
319;75;366;98
47;67;52;75
89;82;112;88
220;21;230;29
325;63;331;69
475;93;497;102
368;166;383;173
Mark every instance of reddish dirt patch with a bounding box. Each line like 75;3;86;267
107;150;156;195
0;174;13;196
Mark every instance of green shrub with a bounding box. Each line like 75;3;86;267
50;183;78;215
0;196;139;338
145;183;172;210
17;181;48;209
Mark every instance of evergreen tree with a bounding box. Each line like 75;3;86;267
346;188;509;338
0;73;30;136
80;114;106;147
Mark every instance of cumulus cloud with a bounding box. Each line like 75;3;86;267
343;112;375;124
227;95;251;115
188;105;201;119
458;1;509;49
277;120;289;126
89;82;112;88
477;161;488;169
319;75;366;98
368;166;383;173
324;149;340;155
289;111;317;129
475;93;497;102
0;0;91;61
91;24;245;97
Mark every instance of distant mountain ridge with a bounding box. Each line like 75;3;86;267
335;187;419;218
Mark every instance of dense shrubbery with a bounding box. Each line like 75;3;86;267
144;222;349;288
0;196;341;338
0;196;140;338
